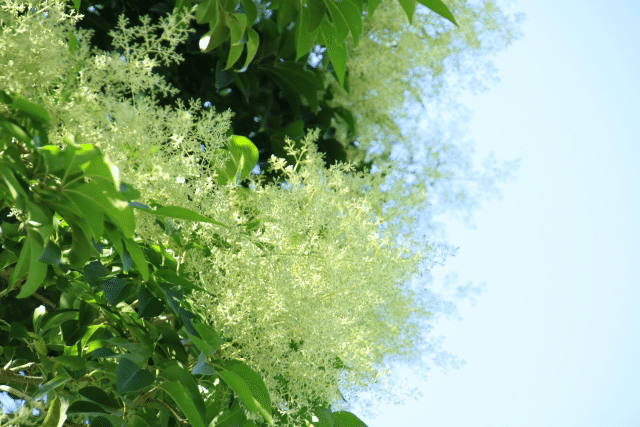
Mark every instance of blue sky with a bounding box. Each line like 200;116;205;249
363;0;640;426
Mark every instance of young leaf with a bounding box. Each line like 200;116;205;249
397;0;416;22
41;396;68;427
320;20;347;86
218;362;273;425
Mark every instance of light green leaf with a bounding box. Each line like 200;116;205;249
228;13;247;45
11;96;51;123
226;43;244;69
241;27;260;70
41;396;68;427
218;362;273;425
69;180;135;239
196;0;216;23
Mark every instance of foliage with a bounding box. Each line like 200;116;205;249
0;0;520;426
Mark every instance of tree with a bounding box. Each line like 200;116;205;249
0;1;520;426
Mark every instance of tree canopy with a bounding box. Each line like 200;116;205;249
0;1;520;426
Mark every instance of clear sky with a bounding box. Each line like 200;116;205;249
362;0;640;426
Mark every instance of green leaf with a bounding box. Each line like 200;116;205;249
115;357;155;393
323;0;350;42
336;0;363;46
218;363;273;425
53;355;86;370
320;19;347;86
241;27;260;70
66;218;94;268
39;240;61;266
196;0;216;23
138;285;165;318
101;277;129;306
331;411;368;427
78;386;119;409
367;0;381;15
8;234;30;290
68;180;135;239
159;364;207;427
0;161;28;200
123;238;149;281
240;0;257;24
416;0;458;26
83;261;107;288
16;228;48;298
192;323;224;352
0;120;31;145
228;13;247;45
304;0;326;32
154;269;205;292
67;400;109;415
159;381;206;427
60;319;88;346
68;30;79;53
11;96;51;123
41;396;68;427
90;416;115;427
397;0;416;22
226;43;244;69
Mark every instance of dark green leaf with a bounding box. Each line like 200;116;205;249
101;277;128;306
39;240;61;266
78;386;118;409
115;357;155;393
60;319;88;346
90;416;114;427
218;362;273;424
83;261;107;288
138;285;165;318
67;400;109;415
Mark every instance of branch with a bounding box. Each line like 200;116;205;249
0;369;45;385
